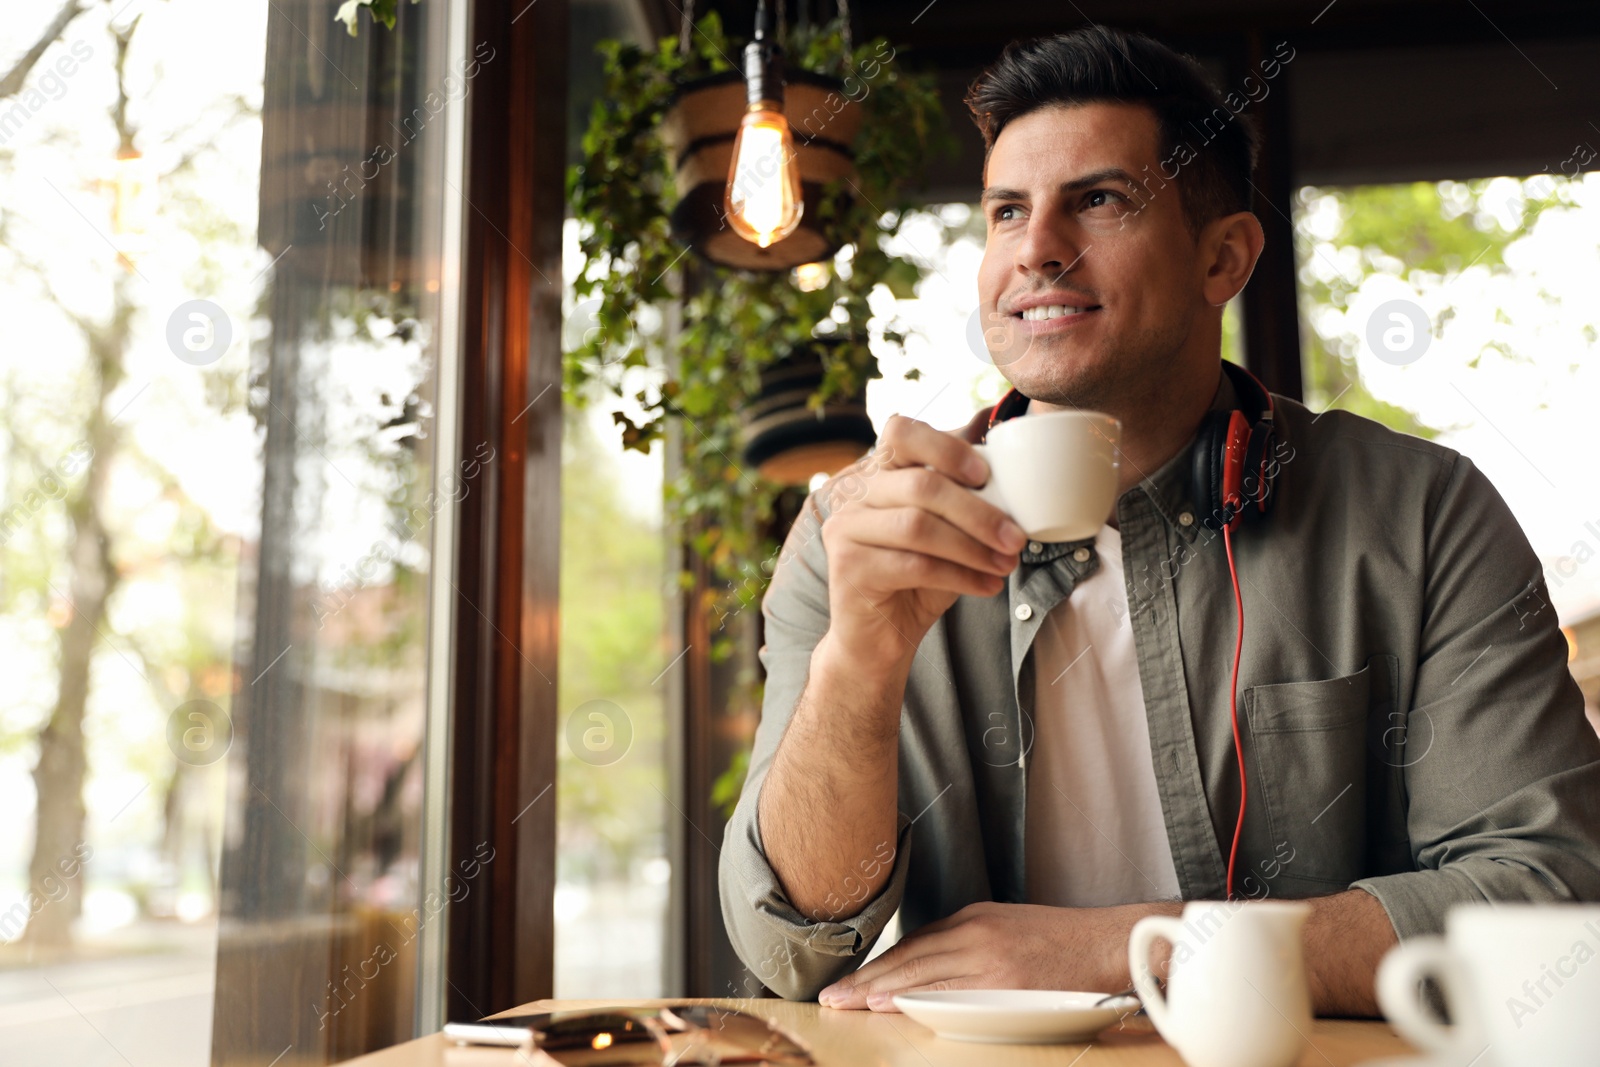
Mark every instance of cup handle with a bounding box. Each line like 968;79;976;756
1376;936;1478;1055
1128;915;1186;1035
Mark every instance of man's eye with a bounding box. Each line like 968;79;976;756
993;204;1021;222
1085;189;1126;210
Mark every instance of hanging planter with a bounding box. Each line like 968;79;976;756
660;68;863;271
567;9;954;636
740;336;877;484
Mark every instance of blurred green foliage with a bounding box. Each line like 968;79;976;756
557;403;669;879
1293;176;1579;436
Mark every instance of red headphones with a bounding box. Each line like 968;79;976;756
985;360;1278;900
1189;362;1279;533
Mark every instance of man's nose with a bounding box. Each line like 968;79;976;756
1015;210;1086;281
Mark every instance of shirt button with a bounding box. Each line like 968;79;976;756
1014;604;1034;622
1179;511;1195;527
1027;541;1043;554
1073;547;1091;563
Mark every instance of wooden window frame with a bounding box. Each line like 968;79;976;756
446;0;569;1019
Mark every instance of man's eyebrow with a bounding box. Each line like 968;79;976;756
980;168;1142;206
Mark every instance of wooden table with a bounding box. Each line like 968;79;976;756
339;998;1417;1065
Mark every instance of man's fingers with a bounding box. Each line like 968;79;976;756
820;947;967;1010
865;976;982;1012
833;506;1017;578
847;949;970;1009
877;415;989;487
821;928;951;997
831;541;1007;602
864;466;1026;555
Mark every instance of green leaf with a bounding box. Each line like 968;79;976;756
334;0;413;35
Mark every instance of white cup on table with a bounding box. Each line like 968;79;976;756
1377;903;1600;1067
1128;900;1312;1067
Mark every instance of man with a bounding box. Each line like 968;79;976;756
717;26;1600;1016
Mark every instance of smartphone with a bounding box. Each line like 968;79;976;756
443;1012;554;1047
443;1009;660;1064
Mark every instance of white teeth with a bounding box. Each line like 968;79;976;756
1021;304;1090;321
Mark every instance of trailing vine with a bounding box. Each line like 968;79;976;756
566;12;953;658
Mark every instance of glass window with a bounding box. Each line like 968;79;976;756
0;4;270;1064
555;1;673;997
0;1;466;1063
1291;175;1600;727
554;231;672;996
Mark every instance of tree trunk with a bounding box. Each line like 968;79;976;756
22;271;129;949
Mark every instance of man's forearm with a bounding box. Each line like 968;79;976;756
757;632;911;921
1300;888;1395;1016
1102;889;1395;1016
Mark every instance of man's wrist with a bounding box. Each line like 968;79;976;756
774;633;915;777
1102;900;1183;989
1303;888;1393;1016
811;630;914;702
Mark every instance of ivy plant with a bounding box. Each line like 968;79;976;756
334;0;417;34
566;12;953;659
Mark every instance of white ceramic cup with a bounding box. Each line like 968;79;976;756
1128;900;1312;1067
1376;903;1600;1067
971;409;1121;543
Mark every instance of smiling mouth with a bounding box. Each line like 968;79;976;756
1016;304;1101;321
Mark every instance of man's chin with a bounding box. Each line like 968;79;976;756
991;322;1104;365
997;351;1115;412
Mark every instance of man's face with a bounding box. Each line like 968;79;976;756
976;102;1207;411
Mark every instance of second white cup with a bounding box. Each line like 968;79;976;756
1377;903;1600;1067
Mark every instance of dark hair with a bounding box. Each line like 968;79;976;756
965;26;1261;233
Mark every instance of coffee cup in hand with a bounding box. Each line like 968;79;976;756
972;409;1121;543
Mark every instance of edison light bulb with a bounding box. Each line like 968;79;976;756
725;103;803;249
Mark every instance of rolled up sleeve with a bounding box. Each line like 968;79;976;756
720;796;913;1000
1351;453;1600;936
717;471;911;999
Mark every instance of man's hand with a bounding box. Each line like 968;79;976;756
814;891;1396;1017
757;417;1027;923
815;901;1155;1011
820;414;1027;675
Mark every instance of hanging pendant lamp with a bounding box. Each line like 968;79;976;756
723;0;805;250
658;0;863;271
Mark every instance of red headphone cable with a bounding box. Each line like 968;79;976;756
1222;523;1247;901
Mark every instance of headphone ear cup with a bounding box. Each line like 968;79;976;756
1241;421;1275;522
1190;412;1230;530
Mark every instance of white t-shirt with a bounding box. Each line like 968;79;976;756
1024;523;1183;908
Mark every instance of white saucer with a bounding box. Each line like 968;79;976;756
891;989;1132;1044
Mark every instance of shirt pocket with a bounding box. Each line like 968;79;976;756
1244;654;1396;886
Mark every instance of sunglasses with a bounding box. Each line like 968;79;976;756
528;1004;813;1066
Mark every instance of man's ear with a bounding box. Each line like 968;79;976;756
1199;211;1266;308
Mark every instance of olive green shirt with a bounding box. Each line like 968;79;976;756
718;362;1600;1000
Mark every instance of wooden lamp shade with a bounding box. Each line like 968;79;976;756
659;70;863;272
